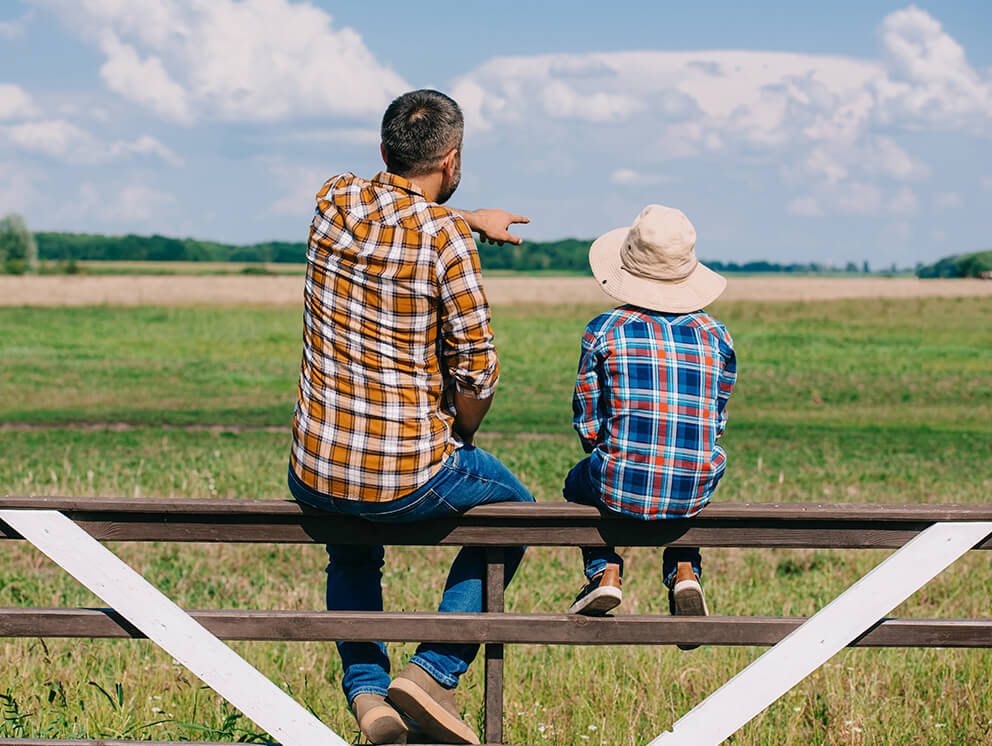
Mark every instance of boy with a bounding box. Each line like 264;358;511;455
564;204;737;632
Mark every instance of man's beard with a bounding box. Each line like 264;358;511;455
435;154;461;205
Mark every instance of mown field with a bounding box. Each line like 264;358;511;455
1;296;991;744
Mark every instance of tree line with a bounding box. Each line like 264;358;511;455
25;230;890;275
915;251;992;279
2;216;985;277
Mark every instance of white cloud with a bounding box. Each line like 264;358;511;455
0;9;31;39
1;119;92;159
876;5;992;132
99;32;192;123
788;196;824;217
933;191;960;209
866;136;929;181
0;84;39;120
448;6;989;217
107;135;183;166
0;20;25;40
37;0;408;123
887;186;919;215
2;119;182;166
541;81;642;122
609;168;670;186
77;182;176;222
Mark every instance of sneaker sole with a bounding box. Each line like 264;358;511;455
568;585;622;616
672;579;707;651
672;578;708;616
387;677;480;745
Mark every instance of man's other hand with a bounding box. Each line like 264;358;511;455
458;209;530;246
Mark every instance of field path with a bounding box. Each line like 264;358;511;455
1;275;991;306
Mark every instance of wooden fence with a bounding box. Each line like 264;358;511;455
1;496;991;745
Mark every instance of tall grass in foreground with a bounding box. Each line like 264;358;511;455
1;297;991;744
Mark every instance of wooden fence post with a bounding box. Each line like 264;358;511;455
484;548;506;744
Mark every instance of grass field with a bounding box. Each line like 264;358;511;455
1;296;991;744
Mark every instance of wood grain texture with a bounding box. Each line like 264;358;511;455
2;608;990;647
2;498;990;549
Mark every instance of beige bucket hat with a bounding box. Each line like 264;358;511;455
589;204;726;313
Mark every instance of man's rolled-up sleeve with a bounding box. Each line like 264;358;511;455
437;220;499;399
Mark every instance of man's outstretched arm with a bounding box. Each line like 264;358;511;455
454;208;530;245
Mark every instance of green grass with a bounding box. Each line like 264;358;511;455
1;297;991;744
2;297;990;431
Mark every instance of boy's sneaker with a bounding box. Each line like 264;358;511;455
667;561;707;651
568;563;622;616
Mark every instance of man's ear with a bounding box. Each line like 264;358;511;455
440;147;458;176
380;142;388;167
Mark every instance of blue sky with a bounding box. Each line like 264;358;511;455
1;1;990;267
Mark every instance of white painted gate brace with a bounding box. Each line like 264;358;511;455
0;509;347;746
649;521;992;746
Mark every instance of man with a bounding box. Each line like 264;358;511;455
287;89;533;745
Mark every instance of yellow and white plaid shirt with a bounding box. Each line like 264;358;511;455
290;171;499;502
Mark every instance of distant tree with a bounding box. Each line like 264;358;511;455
862;260;870;274
845;261;858;273
0;213;38;274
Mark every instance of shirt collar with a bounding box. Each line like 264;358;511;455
373;171;426;199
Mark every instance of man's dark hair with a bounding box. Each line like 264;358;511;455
381;89;463;177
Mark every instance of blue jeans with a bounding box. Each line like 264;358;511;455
288;445;533;705
562;457;701;588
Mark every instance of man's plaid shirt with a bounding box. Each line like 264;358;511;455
291;171;499;502
572;305;737;519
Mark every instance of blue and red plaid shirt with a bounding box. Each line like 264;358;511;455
572;305;737;519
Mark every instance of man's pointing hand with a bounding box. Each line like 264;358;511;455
457;208;531;246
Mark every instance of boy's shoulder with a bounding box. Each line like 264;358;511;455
583;306;634;337
583;305;733;347
685;309;734;347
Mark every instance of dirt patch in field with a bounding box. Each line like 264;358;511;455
1;274;990;307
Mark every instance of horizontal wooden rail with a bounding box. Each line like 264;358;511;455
0;741;488;746
1;608;990;647
0;742;272;746
2;497;991;549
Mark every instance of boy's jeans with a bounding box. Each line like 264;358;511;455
288;445;533;705
563;457;701;588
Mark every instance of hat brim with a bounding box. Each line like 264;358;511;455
589;226;727;313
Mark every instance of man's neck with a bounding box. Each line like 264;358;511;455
403;171;443;203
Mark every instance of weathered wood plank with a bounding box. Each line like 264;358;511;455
2;499;990;549
0;741;512;746
2;608;990;647
4;496;992;521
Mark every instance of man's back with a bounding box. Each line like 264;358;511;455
291;171;499;502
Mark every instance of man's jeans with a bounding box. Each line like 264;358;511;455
563;457;701;588
288;445;533;705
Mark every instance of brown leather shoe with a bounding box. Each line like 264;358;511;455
568;562;622;615
668;561;708;651
351;693;408;745
387;662;480;744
